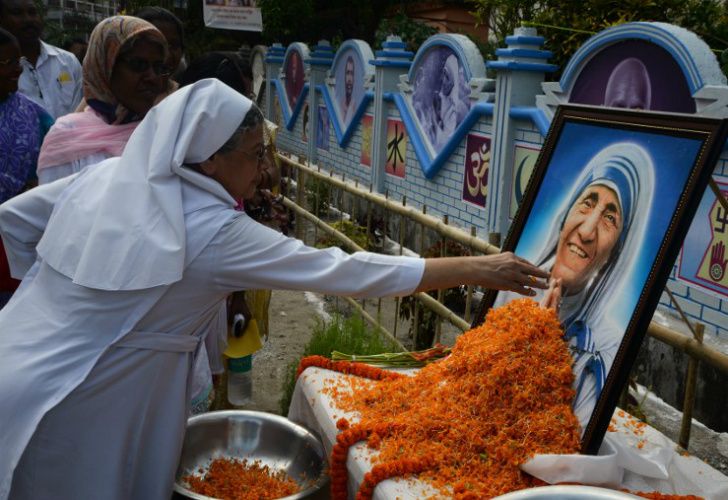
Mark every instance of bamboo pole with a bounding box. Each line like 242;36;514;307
393;196;406;340
679;323;705;450
464;226;476;323
295;168;305;240
282;196;470;332
647;322;728;374
343;297;405;351
283;155;728;375
279;155;500;255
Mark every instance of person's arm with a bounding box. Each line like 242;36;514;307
213;215;547;298
417;252;550;296
0;175;74;278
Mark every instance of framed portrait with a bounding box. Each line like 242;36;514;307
473;105;728;454
334;48;365;128
411;45;471;155
284;49;304;109
316;106;330;151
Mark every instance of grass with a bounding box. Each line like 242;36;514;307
279;313;400;414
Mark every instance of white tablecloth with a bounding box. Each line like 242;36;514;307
288;367;728;499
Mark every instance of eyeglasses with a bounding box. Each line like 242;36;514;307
238;146;266;162
119;57;171;77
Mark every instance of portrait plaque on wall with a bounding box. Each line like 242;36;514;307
474;105;728;454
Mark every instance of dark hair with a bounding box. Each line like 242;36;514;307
62;37;86;50
179;52;253;96
133;6;184;48
0;26;17;46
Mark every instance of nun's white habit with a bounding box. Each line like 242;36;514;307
0;80;424;499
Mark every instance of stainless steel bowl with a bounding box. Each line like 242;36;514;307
173;410;328;500
493;485;642;499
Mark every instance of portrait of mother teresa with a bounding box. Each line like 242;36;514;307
497;142;655;430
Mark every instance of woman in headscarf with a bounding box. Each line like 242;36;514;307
497;142;654;429
0;27;53;307
35;15;174;184
0;79;547;499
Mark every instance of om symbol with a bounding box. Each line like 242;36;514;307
466;141;489;199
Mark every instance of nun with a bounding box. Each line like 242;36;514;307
499;142;654;429
0;79;548;499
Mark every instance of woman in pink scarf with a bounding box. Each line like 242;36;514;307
37;16;174;184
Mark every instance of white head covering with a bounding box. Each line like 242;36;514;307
536;142;655;327
36;79;253;291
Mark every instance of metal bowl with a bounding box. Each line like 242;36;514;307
493;485;641;499
173;410;328;500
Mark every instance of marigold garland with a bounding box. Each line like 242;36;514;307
305;299;581;499
299;300;704;499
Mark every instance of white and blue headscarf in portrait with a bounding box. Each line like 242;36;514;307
530;142;654;428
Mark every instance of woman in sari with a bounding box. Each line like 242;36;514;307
36;15;174;184
0;27;53;307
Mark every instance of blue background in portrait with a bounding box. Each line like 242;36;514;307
316;106;330;151
334;48;365;127
514;121;703;330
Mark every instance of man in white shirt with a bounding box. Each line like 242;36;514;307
0;0;82;119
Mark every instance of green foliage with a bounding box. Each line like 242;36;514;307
305;176;331;215
315;220;372;251
467;0;728;78
374;12;438;53
398;240;470;350
279;314;399;414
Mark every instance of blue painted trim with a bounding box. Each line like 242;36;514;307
559;23;703;94
495;48;553;59
487;60;558;72
505;35;545;46
308;57;335;66
509;106;550;137
268;48;286;55
317;85;374;147
265;56;285;64
273;79;309;131
392;94;494;179
313;45;334;52
370;60;412;68
375;50;414;58
382;92;395;102
383;41;406;49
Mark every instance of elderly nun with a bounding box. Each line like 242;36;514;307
0;79;549;499
498;142;654;430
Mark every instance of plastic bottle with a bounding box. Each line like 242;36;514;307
227;354;253;406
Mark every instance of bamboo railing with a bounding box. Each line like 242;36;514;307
277;152;728;450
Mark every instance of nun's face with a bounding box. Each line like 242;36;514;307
203;124;265;201
552;184;623;293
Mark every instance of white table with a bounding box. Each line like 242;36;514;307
288;366;728;500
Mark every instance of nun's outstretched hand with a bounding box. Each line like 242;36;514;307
415;252;549;296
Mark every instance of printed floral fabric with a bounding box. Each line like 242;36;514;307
0;92;52;204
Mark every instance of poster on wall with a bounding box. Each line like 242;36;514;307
334;49;365;128
202;0;262;31
386;119;407;178
462;133;490;207
509;143;541;219
302;103;309;143
284;50;305;109
474;106;728;454
360;114;373;167
411;46;471;155
678;178;728;298
568;39;695;113
316;106;330;151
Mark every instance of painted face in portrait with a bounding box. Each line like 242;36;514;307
604;58;652;110
436;54;460;131
552;184;623;293
344;56;354;105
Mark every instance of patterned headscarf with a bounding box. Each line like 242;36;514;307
82;16;170;124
